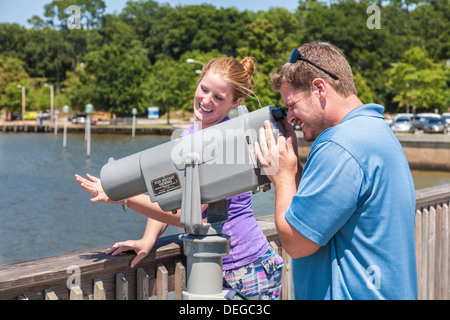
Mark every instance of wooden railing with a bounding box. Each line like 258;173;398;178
1;184;450;300
0;215;289;300
415;184;450;300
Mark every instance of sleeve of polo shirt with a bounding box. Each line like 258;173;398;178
285;141;365;246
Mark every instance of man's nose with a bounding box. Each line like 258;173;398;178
286;109;295;124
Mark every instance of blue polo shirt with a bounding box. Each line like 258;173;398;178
286;104;417;300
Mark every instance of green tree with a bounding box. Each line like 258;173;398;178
353;69;375;104
0;56;29;94
42;0;105;30
237;8;299;110
2;0;449;117
23;28;72;90
141;4;250;61
0;56;31;116
386;47;447;113
60;64;95;112
80;16;151;114
144;58;181;124
32;0;105;81
410;0;450;61
0;24;29;62
119;0;163;47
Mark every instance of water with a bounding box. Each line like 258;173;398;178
1;132;449;265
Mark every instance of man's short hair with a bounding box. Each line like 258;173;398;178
270;41;357;98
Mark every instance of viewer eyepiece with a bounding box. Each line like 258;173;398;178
271;107;287;122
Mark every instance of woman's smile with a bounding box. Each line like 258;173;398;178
198;101;213;113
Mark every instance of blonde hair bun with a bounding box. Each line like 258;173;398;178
240;57;256;89
201;56;259;102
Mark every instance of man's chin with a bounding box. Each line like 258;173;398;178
302;131;316;142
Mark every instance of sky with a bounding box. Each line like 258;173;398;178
0;0;300;28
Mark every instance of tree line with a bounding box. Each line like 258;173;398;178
0;0;448;118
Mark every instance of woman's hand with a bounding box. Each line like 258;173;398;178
104;239;153;268
74;173;118;204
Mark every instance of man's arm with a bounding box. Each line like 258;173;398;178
255;121;320;258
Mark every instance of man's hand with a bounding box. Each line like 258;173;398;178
254;120;299;186
254;121;318;259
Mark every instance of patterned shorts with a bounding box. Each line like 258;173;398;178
223;247;284;300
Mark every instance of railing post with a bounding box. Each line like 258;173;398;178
269;240;292;300
428;207;436;300
157;264;168;300
70;285;83;300
435;205;442;300
45;289;58;300
137;268;149;300
422;207;430;299
93;279;106;300
175;260;186;300
442;203;449;300
116;273;128;300
415;209;423;300
281;248;292;300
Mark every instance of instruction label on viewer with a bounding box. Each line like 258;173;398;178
151;173;181;196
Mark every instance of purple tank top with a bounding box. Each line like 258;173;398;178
179;118;268;269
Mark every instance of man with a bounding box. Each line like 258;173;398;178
255;41;417;299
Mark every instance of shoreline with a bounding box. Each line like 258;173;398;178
0;117;193;135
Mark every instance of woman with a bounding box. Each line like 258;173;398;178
75;57;284;300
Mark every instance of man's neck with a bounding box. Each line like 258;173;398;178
332;94;363;126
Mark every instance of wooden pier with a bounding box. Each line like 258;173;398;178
0;184;449;300
0;123;174;135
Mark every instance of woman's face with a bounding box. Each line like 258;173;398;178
193;71;240;128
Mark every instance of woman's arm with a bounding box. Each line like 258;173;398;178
75;173;183;227
126;194;183;228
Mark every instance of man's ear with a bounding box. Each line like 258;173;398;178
312;78;326;99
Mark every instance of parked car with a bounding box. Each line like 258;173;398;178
9;112;22;121
422;117;446;134
414;113;441;131
70;113;97;125
392;113;413;121
390;116;414;133
442;113;450;130
38;112;51;120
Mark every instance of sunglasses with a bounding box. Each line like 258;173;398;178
289;48;339;81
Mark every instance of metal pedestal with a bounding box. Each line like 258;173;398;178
180;233;230;300
179;153;230;300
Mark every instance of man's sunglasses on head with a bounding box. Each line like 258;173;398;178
289;48;339;81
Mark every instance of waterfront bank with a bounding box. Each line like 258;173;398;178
0;118;192;135
396;134;450;171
